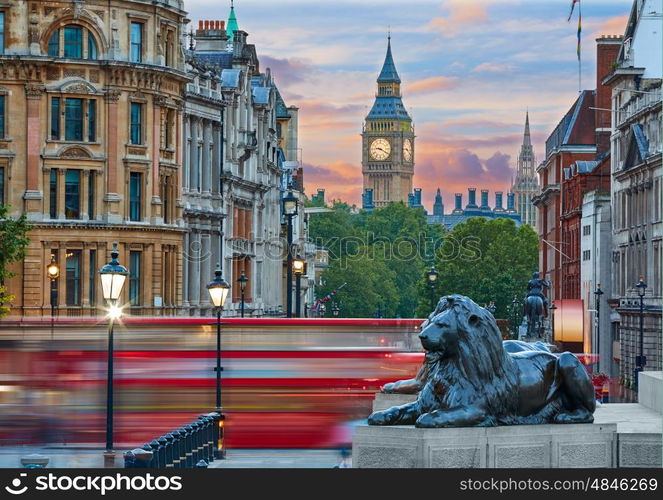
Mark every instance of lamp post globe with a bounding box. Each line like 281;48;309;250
426;266;439;311
98;242;129;463
634;276;647;390
47;255;60;341
292;256;306;318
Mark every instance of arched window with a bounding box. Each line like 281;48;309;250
47;24;99;60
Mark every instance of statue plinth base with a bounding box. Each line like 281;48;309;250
354;394;662;468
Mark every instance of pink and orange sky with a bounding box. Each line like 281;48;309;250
185;0;630;209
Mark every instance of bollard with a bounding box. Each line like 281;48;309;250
149;439;161;469
192;421;203;464
164;433;175;468
209;412;221;459
179;427;190;468
198;416;212;463
217;413;226;459
124;448;153;468
196;459;208;469
183;425;194;467
157;436;168;469
170;430;182;469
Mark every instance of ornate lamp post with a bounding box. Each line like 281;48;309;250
634;276;647;389
98;242;128;465
46;255;60;340
426;266;439;311
283;188;298;318
549;303;558;343
207;264;230;458
594;284;604;369
292;256;306;318
237;270;248;318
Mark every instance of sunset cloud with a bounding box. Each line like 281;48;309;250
408;76;460;94
472;62;515;73
590;15;628;37
427;0;488;38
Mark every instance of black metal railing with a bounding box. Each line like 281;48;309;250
124;412;223;468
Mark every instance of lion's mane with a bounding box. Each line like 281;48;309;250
422;295;520;425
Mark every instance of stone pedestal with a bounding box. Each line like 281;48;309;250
352;423;617;468
357;393;662;468
638;371;662;413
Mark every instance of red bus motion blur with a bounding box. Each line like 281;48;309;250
0;317;423;449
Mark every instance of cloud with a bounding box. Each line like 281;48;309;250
591;15;628;37
472;62;515;73
427;0;488;38
408;76;460;94
303;161;363;205
260;56;316;87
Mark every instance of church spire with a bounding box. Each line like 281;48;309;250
377;34;401;84
523;110;531;147
227;0;239;42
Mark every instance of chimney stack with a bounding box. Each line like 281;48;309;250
454;193;463;213
466;188;477;209
480;189;490;210
494;191;504;212
507;192;515;212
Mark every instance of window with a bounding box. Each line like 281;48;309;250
129;251;141;305
130;22;143;63
49;169;58;218
88;171;95;219
88;100;96;142
51;97;60;140
582;250;591;261
47;25;98;59
64;169;81;219
87;31;97;60
583;225;591;236
89;249;96;306
65;98;83;141
0;95;5;138
0;11;5;54
64;26;83;58
66;250;81;306
0;166;5;206
129;172;142;221
130;102;142;145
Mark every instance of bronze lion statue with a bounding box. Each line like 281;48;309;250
368;295;596;428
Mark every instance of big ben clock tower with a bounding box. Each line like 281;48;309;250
362;35;414;208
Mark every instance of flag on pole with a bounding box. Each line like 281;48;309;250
576;7;582;61
567;0;579;22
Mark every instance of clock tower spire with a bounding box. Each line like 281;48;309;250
362;35;414;209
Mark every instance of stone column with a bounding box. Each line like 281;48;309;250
182;231;190;306
57;169;66;220
80;170;89;220
104;89;122;223
200;232;212;312
202;120;211;194
183;114;190;192
23;84;45;219
145;243;154;313
57;242;67;308
189;118;198;191
212;123;221;196
190;230;201;306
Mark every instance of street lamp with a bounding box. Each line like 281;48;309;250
426;266;439;311
98;242;128;465
292;256;306;318
594;284;604;370
237;270;248;318
634;276;647;390
283;188;298;318
549;303;558;343
47;255;60;340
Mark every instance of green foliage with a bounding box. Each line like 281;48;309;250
415;217;538;319
0;205;31;318
309;201;444;318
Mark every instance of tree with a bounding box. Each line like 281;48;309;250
416;218;538;319
0;205;31;318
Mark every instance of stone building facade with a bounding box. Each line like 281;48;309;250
187;16;304;317
1;0;188;317
604;0;662;386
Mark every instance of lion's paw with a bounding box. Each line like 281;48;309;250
414;413;438;428
381;383;396;394
367;411;389;425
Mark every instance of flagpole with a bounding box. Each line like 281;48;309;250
578;0;582;93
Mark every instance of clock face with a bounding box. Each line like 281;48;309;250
403;139;413;162
370;138;391;161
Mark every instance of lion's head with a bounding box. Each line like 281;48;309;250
419;295;518;413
